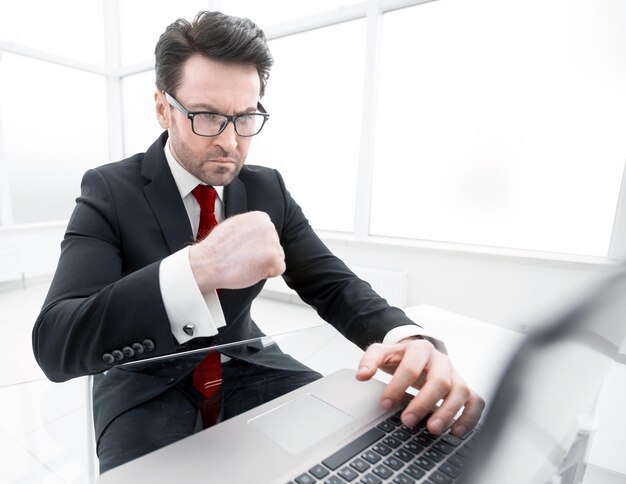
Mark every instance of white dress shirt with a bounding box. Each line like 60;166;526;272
158;140;446;352
159;140;226;344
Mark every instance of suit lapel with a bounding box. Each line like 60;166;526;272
224;175;247;217
142;132;195;253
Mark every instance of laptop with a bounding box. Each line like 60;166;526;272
97;264;626;484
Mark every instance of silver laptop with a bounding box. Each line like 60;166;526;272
97;264;626;484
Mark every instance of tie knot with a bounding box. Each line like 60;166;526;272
192;184;217;213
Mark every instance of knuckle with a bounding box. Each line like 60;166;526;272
455;383;471;402
402;365;423;381
431;375;452;394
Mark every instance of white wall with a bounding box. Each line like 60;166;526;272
0;222;64;284
321;236;613;332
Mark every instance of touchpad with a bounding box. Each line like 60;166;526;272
248;393;354;455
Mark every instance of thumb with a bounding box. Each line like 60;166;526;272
356;344;386;381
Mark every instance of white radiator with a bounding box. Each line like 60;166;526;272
262;265;410;308
0;247;23;286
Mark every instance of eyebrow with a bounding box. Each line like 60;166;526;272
186;102;258;115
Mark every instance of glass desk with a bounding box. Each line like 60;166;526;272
0;302;525;484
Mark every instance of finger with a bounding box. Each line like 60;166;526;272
450;391;485;437
380;342;431;411
400;348;452;429
356;343;402;382
426;373;471;434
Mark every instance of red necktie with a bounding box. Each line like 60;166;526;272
190;184;222;427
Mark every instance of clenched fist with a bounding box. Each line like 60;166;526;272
189;211;285;292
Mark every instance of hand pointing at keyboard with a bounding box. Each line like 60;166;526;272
356;337;485;437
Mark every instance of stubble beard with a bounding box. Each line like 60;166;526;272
170;135;244;187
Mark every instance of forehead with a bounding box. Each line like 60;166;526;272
176;54;260;109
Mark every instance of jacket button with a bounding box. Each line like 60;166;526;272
143;339;155;352
165;377;175;385
112;350;124;361
122;346;135;358
102;353;115;364
132;342;144;354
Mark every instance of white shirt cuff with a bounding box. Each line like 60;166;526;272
383;324;448;354
159;246;226;344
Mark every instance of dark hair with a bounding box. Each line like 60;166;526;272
155;11;273;97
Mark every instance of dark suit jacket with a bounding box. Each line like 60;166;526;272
32;131;417;441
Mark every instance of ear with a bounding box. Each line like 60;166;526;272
155;91;170;129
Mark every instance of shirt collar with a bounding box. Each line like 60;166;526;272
164;138;225;201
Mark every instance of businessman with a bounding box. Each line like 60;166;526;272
33;11;484;473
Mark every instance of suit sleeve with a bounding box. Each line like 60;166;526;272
273;171;420;350
32;169;177;382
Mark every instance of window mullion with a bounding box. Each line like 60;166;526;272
103;0;124;161
354;0;383;239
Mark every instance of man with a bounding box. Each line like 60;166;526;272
32;11;484;474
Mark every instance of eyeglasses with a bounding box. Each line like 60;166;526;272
164;92;270;137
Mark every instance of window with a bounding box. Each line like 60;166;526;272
122;70;163;156
0;0;105;65
246;20;367;232
118;0;210;66
371;0;626;256
221;0;363;28
0;54;107;223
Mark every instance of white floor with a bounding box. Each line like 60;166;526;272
0;280;334;484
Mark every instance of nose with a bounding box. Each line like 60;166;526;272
213;121;238;153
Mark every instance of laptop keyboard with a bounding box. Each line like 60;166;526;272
287;410;479;484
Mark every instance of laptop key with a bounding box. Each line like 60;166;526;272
414;435;434;446
323;428;385;471
404;464;426;480
310;464;330;479
384;456;404;471
324;476;346;484
441;434;463;447
404;441;425;455
391;429;412;441
382;436;403;448
338;466;359;482
350;458;370;473
373;464;394;480
377;421;396;433
423;449;445;463
372;443;392;456
433;441;454;455
361;450;382;464
387;414;402;426
414;456;436;471
360;473;383;484
428;471;453;484
449;453;466;468
456;446;472;458
439;462;463;479
399;425;421;435
392;473;416;484
295;473;316;484
393;448;414;462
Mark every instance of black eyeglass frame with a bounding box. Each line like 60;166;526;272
163;91;270;137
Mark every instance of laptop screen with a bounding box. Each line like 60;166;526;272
462;265;626;483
